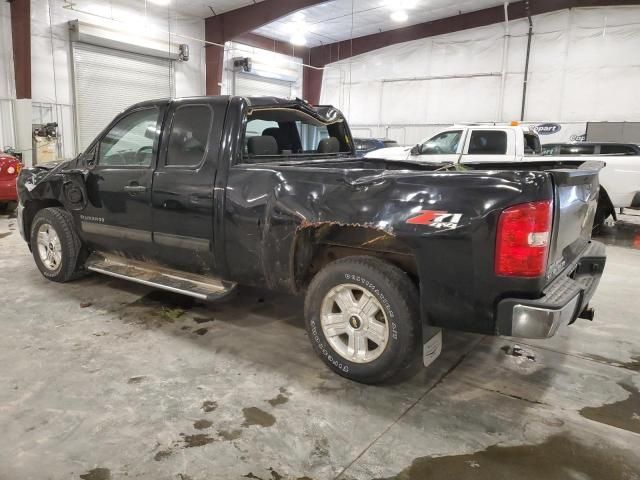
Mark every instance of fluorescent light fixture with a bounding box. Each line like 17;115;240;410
148;0;170;5
290;33;307;46
386;0;417;8
390;10;409;22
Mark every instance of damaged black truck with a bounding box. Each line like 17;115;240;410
17;96;606;384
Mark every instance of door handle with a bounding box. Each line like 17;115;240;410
124;185;147;193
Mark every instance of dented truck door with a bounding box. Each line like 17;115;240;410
150;98;227;274
79;105;164;258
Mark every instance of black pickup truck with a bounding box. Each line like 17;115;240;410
17;96;606;384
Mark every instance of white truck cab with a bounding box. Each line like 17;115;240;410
368;125;640;225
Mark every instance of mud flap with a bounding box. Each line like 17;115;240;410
423;326;443;368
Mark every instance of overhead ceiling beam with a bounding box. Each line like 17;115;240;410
204;0;330;95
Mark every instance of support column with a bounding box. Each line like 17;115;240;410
9;0;30;99
205;16;224;96
9;0;32;165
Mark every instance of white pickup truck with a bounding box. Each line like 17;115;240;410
366;125;640;227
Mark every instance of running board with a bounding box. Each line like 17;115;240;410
85;253;237;301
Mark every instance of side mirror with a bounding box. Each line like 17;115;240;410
84;149;97;170
410;144;420;155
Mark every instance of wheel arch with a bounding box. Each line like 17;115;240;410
292;223;419;291
598;186;617;221
23;199;65;247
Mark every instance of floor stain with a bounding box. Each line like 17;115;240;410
123;291;196;327
218;429;242;441
311;437;330;458
243;468;285;480
242;407;276;428
194;328;208;336
193;419;213;430
374;434;639;480
501;344;536;361
583;353;640;372
193;316;215;324
137;290;198;309
0;232;11;239
154;449;172;461
181;433;214;448
580;382;640;434
79;468;111;480
202;400;218;412
267;388;290;407
127;376;146;384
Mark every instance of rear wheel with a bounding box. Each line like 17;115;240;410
30;207;85;282
304;256;420;384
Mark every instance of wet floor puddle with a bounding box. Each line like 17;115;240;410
580;382;640;435
375;434;639;480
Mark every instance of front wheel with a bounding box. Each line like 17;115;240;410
304;256;420;384
30;207;85;282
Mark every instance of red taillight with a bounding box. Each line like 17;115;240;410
495;200;553;277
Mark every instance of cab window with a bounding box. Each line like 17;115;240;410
468;130;507;155
97;108;159;167
166;105;213;167
559;144;595;155
420;130;462;154
600;144;637;155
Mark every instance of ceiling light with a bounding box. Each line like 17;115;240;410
390;10;409;22
148;0;171;5
290;33;307;46
386;0;417;8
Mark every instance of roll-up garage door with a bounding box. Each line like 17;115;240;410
234;72;293;98
72;42;174;151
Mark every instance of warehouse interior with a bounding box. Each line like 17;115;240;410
0;0;639;479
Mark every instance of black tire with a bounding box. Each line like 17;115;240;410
304;256;420;384
30;207;85;282
593;199;611;233
0;202;7;213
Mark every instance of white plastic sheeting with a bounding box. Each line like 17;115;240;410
321;6;640;145
0;2;16;150
31;0;206;158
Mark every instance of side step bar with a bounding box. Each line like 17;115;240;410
86;253;237;301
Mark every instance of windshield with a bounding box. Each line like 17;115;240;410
242;107;351;162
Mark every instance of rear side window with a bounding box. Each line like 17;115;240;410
468;131;507;155
600;144;637;155
166;105;213;167
559;144;595;155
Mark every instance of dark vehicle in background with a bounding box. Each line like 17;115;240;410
16;96;606;384
354;137;398;157
542;142;640;156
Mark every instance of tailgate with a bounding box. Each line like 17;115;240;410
545;162;602;281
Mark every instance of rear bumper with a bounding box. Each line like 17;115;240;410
0;177;17;202
496;241;606;339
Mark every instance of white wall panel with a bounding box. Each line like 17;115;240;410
31;0;205;158
321;5;640;144
0;2;16;150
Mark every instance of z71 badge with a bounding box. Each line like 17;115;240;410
406;210;462;229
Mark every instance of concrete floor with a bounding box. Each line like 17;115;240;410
0;211;639;480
